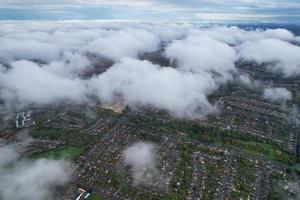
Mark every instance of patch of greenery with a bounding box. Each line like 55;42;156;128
292;96;300;106
96;108;121;118
33;108;60;125
87;193;104;200
130;116;295;164
268;172;289;200
162;143;193;200
30;145;87;160
287;164;300;176
229;156;256;200
202;159;222;200
228;140;294;164
29;128;95;160
30;128;93;146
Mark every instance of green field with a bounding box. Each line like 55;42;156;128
30;146;87;160
161;144;193;200
131;116;295;164
29;128;94;160
229;156;256;200
268;172;289;200
87;193;105;200
202;159;222;200
96;107;122;118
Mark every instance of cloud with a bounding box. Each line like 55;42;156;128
89;57;217;118
165;33;237;79
43;52;92;78
0;143;25;167
0;60;88;106
122;142;159;186
0;140;73;200
236;74;254;87
0;39;60;63
83;28;160;61
197;26;297;45
238;39;300;77
0;21;300;118
263;87;292;103
263;28;295;42
0;0;159;7
288;106;300;126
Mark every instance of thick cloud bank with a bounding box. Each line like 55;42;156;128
0;141;73;200
122;142;159;186
0;21;299;117
0;60;88;105
239;39;300;77
165;34;237;78
90;57;217;117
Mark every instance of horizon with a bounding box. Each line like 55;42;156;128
0;0;300;23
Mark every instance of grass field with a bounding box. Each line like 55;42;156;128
96;107;122;118
30;145;88;160
29;128;94;160
131;116;295;164
87;193;105;200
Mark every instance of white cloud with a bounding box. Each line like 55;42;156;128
165;33;237;80
237;74;254;87
263;28;295;42
89;57;218;118
0;60;88;106
0;0;157;7
263;87;292;103
238;39;300;77
123;142;159;185
43;52;92;77
0;140;73;200
0;39;60;63
83;28;160;61
198;26;296;46
0;21;299;118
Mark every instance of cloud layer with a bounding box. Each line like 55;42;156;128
239;39;300;77
0;21;299;117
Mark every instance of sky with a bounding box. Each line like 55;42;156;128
0;0;300;22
